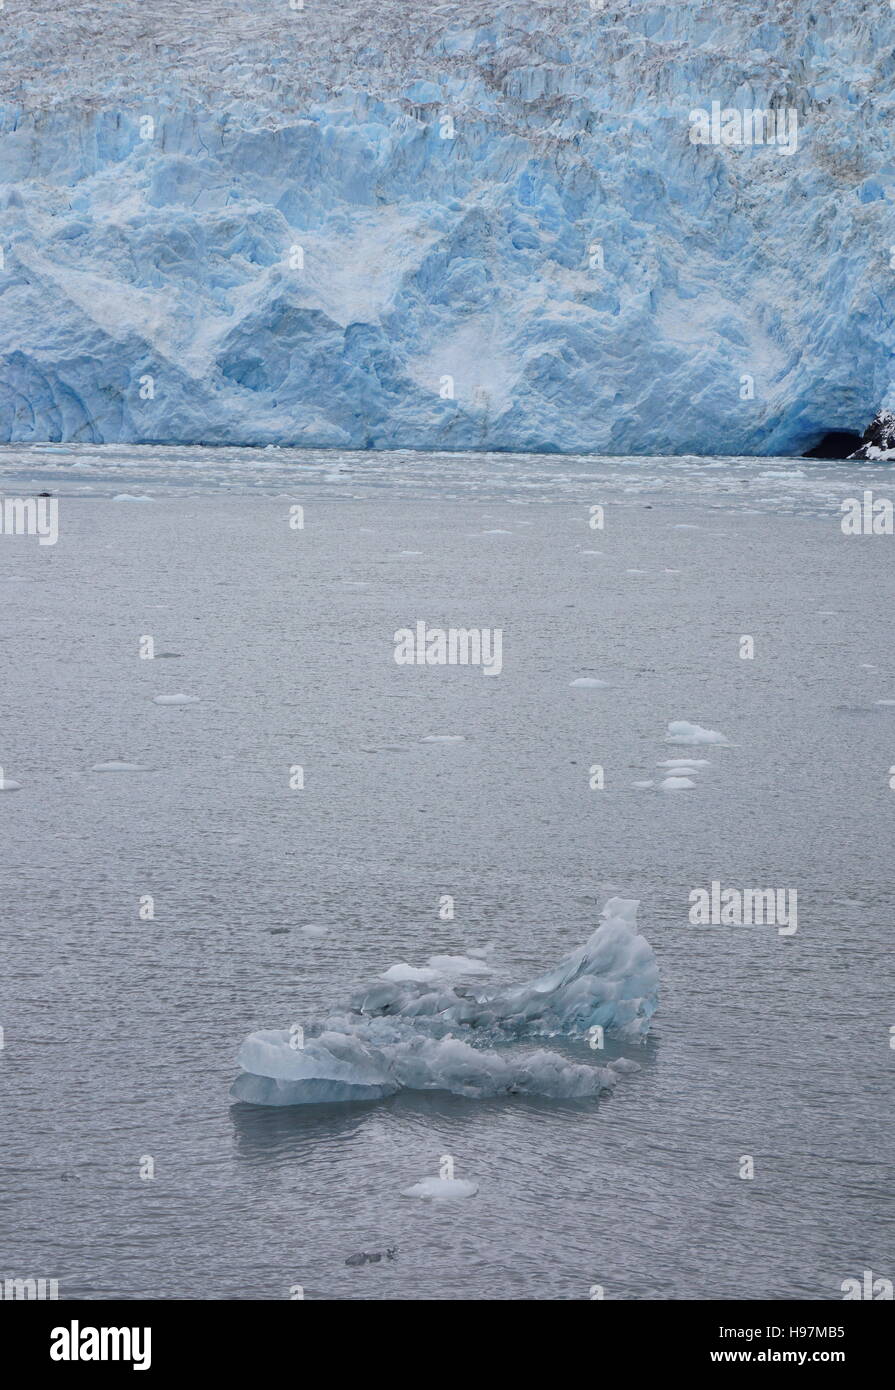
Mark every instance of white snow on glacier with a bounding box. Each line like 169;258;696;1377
231;897;658;1104
1;0;894;453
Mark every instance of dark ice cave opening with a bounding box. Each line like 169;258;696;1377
802;430;864;459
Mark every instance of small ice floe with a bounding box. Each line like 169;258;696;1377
481;529;512;534
579;549;603;555
632;780;655;789
657;758;711;768
301;924;328;938
397;550;423;556
153;693;200;705
660;776;696;791
665;720;728;745
670;523;701;529
420;735;465;743
607;1057;641;1076
0;775;22;791
626;568;647;574
427;954;494;976
91;760;146;772
112;493;154;502
569;677;609;688
861;664;877;670
875;700;895;707
402;1175;478;1201
664;568;682;573
31;444;71;454
382;963;439;984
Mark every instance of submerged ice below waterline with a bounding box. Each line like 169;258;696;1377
231;898;658;1105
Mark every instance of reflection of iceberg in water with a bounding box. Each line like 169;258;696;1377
231;899;659;1105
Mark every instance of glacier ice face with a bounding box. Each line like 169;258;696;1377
231;897;659;1105
1;1;893;454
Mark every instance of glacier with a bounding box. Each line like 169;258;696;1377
1;0;894;454
231;897;658;1104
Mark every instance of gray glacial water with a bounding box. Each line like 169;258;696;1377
0;445;892;1299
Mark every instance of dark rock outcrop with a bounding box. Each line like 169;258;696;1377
848;410;895;460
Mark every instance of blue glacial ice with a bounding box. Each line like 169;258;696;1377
231;898;658;1104
1;1;893;454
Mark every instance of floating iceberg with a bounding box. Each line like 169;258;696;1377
231;898;658;1105
665;721;729;745
660;776;696;791
381;963;440;984
402;1176;478;1201
426;954;494;976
